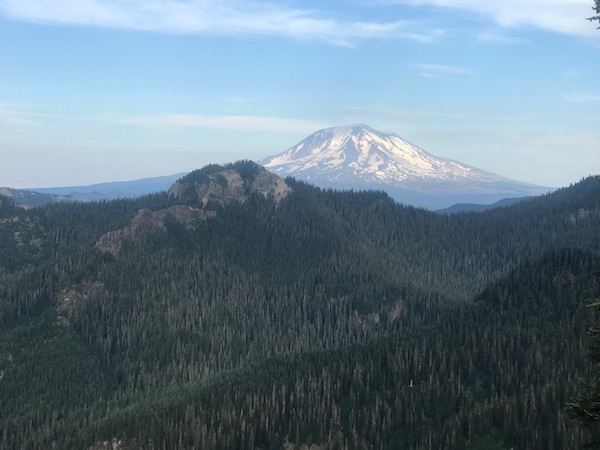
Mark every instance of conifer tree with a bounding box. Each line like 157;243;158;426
567;292;600;448
590;0;600;26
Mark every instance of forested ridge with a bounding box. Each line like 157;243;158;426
0;162;599;449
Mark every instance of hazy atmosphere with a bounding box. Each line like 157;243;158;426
1;0;598;189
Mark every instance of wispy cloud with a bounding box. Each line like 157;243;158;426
0;103;34;125
100;112;328;133
0;0;438;46
345;104;535;125
563;91;600;103
0;103;94;126
475;30;528;45
0;103;328;133
410;63;477;78
376;0;599;38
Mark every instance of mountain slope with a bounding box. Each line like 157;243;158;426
86;248;600;450
0;187;74;207
0;164;599;449
260;124;550;209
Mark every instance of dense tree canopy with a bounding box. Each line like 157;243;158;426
567;295;600;448
1;167;600;449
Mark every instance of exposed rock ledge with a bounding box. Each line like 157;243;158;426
168;166;291;207
96;205;215;255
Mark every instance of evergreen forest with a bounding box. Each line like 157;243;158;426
1;161;600;449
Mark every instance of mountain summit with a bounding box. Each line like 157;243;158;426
260;124;550;209
261;124;494;186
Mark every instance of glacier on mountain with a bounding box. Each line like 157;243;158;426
259;124;551;209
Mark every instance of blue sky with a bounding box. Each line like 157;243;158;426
0;0;598;189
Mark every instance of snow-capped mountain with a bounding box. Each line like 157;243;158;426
259;124;551;209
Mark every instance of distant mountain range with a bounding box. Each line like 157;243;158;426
436;196;533;214
260;124;552;209
23;173;186;202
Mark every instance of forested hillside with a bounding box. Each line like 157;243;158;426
1;162;599;449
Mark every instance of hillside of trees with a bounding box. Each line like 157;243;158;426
1;162;599;449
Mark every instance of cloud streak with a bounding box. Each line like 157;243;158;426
410;63;478;78
100;112;328;133
378;0;599;38
563;91;600;104
0;104;328;134
0;0;437;46
0;104;35;126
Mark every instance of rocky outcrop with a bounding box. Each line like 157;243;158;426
88;438;125;450
57;281;105;326
96;205;215;254
97;163;291;255
253;168;291;205
168;164;292;207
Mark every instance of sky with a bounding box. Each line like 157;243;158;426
0;0;599;189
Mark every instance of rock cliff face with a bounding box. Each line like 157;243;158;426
96;162;290;255
168;163;291;206
96;205;215;254
57;281;105;326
